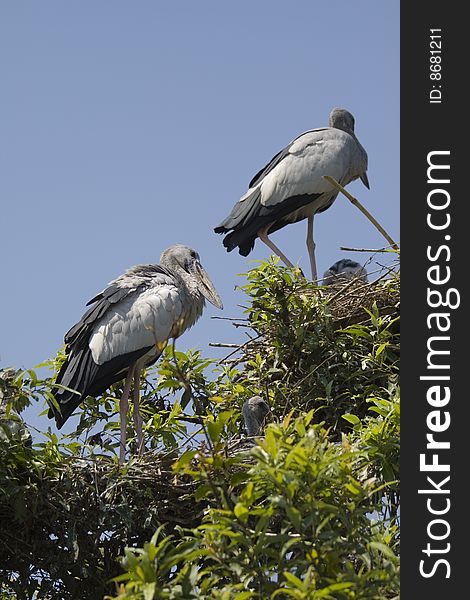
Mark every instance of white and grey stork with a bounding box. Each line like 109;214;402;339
49;244;223;463
214;108;369;281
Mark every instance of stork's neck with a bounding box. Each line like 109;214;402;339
165;264;207;329
172;265;201;297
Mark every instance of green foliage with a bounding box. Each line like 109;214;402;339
109;408;399;600
236;260;399;433
0;260;400;599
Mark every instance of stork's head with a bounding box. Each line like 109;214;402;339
160;244;223;309
329;108;355;134
322;258;368;286
329;107;370;189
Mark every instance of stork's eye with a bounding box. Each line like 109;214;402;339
185;252;197;271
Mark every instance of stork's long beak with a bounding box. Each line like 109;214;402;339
360;172;370;190
193;262;223;309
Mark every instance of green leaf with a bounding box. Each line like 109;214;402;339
173;450;197;470
342;413;361;426
285;505;302;529
341;326;371;339
195;484;212;501
368;541;397;560
234;502;249;521
206;420;223;443
143;582;156;600
263;428;278;457
230;472;248;487
317;582;354;596
345;482;361;495
283;571;304;587
375;342;388;357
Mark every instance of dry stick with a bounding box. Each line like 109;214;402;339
209;342;244;348
323;175;399;250
325;273;368;304
211;315;249;322
215;333;262;364
340;246;392;253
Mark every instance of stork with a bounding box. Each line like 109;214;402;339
228;396;271;454
322;258;368;286
214;108;369;280
242;396;271;438
49;244;223;463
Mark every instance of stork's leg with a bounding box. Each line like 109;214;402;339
132;366;144;455
258;224;295;269
119;364;136;465
306;215;318;281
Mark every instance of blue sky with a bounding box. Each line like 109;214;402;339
0;2;399;432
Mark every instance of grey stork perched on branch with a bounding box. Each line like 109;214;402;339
49;244;223;464
229;396;271;454
242;396;271;438
214;108;369;281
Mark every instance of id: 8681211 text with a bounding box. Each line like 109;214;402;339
429;28;442;104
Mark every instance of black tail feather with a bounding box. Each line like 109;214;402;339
222;228;258;255
49;345;154;429
214;188;262;233
215;192;322;256
49;349;99;428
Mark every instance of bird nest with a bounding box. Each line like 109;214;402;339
0;452;202;597
319;274;400;326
